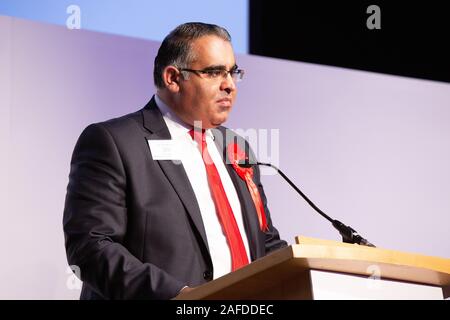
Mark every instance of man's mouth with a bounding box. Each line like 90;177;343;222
216;98;232;107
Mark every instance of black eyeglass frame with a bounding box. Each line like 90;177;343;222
179;66;245;82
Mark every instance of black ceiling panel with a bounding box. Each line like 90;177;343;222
249;1;450;83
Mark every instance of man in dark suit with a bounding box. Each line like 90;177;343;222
63;22;287;300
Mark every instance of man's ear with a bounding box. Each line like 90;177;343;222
163;66;181;93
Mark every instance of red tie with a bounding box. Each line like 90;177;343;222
189;129;249;271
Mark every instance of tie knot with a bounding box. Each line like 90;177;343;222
189;128;206;143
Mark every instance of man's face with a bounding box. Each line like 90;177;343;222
174;35;237;129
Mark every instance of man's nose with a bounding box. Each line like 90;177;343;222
220;72;236;94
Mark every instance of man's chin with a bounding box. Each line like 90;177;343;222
211;115;229;127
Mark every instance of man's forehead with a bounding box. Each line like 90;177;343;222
190;35;235;67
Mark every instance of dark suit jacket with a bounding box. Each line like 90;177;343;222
63;97;287;299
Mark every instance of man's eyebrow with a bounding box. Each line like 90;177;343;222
201;64;238;71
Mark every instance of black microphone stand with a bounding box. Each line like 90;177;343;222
240;161;375;247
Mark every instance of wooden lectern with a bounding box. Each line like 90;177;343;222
176;236;450;300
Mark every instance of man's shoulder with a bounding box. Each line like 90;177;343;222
87;97;156;134
94;109;143;131
78;106;148;143
76;108;147;148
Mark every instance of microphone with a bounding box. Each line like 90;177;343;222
238;160;375;247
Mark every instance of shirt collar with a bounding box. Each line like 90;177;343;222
155;94;215;140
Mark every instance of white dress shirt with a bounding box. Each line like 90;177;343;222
154;95;251;279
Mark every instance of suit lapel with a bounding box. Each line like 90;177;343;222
212;127;263;261
142;97;210;255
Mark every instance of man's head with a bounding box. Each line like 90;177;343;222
154;22;243;129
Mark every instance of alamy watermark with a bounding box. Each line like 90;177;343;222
66;5;81;30
148;121;281;176
366;264;381;290
66;265;82;290
366;5;381;30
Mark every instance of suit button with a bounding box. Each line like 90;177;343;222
203;270;212;280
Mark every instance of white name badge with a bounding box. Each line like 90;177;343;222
147;140;182;160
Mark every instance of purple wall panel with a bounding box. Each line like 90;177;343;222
231;55;450;258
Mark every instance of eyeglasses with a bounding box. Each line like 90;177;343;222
179;67;245;82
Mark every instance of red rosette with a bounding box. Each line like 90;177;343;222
227;143;268;231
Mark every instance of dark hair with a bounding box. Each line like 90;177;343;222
153;22;231;88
